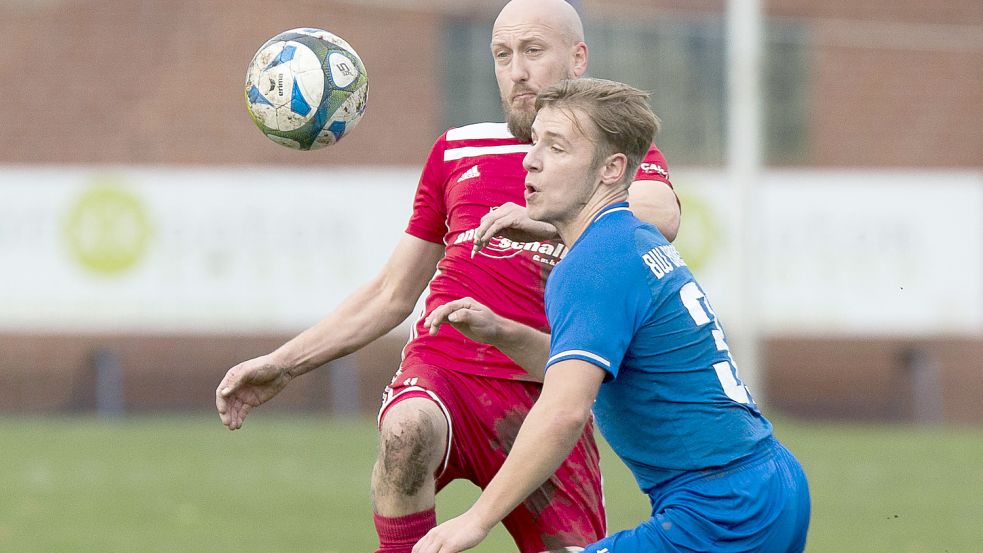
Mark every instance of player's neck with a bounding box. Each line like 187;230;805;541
555;191;628;247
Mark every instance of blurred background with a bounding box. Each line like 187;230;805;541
1;1;981;552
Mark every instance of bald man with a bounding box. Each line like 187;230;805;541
215;1;680;552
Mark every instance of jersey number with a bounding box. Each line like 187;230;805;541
680;282;753;405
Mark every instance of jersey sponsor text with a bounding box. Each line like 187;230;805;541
642;244;686;279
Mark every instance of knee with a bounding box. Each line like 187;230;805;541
374;401;446;497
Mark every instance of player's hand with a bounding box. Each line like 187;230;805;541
425;297;502;345
472;202;559;257
412;511;491;553
215;356;292;431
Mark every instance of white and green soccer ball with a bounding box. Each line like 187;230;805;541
245;28;368;150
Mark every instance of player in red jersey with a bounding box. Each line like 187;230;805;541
215;1;679;552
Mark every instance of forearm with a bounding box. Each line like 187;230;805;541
491;320;551;380
272;278;414;377
524;219;560;241
468;395;587;529
412;361;603;552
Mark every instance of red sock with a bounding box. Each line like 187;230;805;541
373;508;437;553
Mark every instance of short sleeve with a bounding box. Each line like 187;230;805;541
633;144;672;187
405;135;449;244
544;253;652;379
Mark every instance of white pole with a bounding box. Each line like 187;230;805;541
726;0;765;404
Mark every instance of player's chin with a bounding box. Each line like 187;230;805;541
506;110;534;141
525;198;545;221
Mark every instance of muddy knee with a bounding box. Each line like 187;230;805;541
374;399;447;497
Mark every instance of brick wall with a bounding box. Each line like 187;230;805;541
0;0;440;165
0;332;405;415
797;7;983;167
594;0;983;167
1;0;978;166
767;337;983;424
4;332;981;424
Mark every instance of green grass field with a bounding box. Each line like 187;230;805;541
1;415;981;552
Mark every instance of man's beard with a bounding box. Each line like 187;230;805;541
504;100;535;142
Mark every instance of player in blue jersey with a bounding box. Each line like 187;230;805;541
413;78;810;553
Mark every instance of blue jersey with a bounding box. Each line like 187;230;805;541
544;202;773;498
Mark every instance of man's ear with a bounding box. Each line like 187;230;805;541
599;153;628;187
571;42;588;77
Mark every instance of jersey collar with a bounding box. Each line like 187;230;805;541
589;201;631;226
568;202;631;252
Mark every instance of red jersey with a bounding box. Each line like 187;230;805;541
403;122;671;381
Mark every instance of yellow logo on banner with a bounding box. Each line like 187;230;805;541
673;187;717;273
63;180;153;274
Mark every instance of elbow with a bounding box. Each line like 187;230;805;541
661;212;680;243
658;198;681;242
388;291;418;323
631;200;680;242
548;403;593;438
372;276;418;323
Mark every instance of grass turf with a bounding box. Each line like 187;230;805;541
1;415;980;552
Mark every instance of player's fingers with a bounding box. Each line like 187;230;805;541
235;402;252;430
426;298;476;331
217;401;232;428
232;399;248;430
447;307;475;325
474;205;517;251
425;301;456;324
424;298;474;324
218;366;249;399
216;373;240;427
225;397;239;430
412;533;438;553
218;401;237;430
424;304;455;334
215;386;228;414
475;217;511;248
475;209;496;236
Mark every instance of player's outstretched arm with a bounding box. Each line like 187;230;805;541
629;180;680;241
413;359;604;553
425;297;550;379
216;233;444;430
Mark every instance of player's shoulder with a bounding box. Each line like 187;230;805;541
582;212;672;279
432;122;530;164
636;144;671;182
429;122;509;154
557;213;643;279
444;122;514;142
547;219;652;311
590;207;650;247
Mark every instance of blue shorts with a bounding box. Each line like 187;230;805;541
584;438;810;553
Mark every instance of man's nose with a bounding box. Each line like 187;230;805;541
522;149;540;172
510;57;529;83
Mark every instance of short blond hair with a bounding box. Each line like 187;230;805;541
535;78;661;186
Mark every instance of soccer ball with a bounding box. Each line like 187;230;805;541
244;28;368;150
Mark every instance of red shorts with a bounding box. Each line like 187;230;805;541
379;362;606;552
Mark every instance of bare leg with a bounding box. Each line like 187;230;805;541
372;397;449;516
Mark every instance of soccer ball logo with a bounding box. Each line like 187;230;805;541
245;28;368;150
